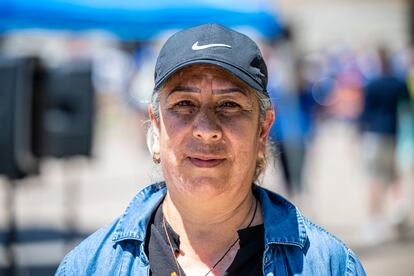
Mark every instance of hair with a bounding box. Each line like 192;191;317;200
146;85;273;182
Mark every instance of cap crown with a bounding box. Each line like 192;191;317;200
154;24;268;96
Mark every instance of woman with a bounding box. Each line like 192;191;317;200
56;24;365;275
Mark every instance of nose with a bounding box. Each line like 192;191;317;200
192;108;222;142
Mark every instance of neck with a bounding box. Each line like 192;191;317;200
162;188;261;247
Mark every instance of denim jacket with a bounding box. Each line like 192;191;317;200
56;183;366;275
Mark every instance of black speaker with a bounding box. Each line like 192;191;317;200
0;57;39;179
33;61;94;158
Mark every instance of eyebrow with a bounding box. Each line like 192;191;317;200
170;85;200;93
169;85;247;96
213;87;247;96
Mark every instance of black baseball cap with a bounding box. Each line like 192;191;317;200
154;24;269;97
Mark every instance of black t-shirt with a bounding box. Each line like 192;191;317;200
146;204;264;276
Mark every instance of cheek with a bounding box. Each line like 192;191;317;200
158;115;189;159
162;111;194;134
222;118;260;156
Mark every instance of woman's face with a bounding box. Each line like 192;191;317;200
149;64;274;200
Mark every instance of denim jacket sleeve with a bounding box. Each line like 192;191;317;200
54;220;131;276
346;248;366;276
55;249;73;276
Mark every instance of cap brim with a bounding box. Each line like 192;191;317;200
154;59;264;93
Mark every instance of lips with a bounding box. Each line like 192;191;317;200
188;157;225;168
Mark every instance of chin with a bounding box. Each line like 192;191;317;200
184;176;228;197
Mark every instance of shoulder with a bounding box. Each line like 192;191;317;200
301;215;366;275
255;186;365;275
302;216;347;252
55;219;120;276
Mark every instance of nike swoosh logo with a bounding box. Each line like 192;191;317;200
191;41;232;50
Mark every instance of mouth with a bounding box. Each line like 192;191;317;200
188;157;225;168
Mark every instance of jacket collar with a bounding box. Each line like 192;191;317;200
112;182;307;249
112;182;167;243
254;185;308;249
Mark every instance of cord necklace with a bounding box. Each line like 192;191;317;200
162;198;258;276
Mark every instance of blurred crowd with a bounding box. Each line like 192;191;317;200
264;41;414;245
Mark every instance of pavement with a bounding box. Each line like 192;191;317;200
0;97;413;275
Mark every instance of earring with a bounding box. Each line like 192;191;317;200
152;152;161;164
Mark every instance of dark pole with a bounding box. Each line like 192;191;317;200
62;159;80;252
5;179;17;276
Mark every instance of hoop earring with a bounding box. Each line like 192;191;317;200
152;152;161;164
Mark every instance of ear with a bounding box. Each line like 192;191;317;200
258;108;275;157
148;104;160;154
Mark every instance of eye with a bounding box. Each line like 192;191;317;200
175;100;194;107
170;99;197;114
218;101;242;110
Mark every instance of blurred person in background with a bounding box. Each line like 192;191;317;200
359;47;411;245
268;62;319;203
268;68;306;201
56;24;365;275
324;47;364;123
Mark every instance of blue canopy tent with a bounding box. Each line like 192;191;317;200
0;0;283;40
